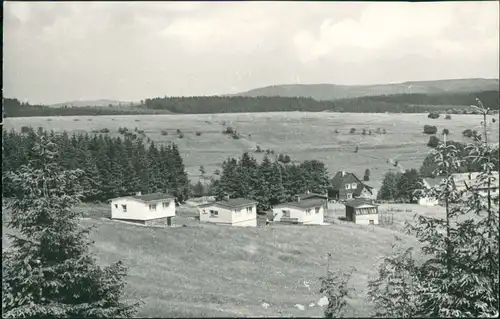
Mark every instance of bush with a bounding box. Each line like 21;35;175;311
350;128;356;134
231;133;240;140
427;136;440;148
427;112;440;119
176;129;181;134
445;114;451;120
223;127;234;134
362;128;367;135
20;126;30;133
100;128;110;133
382;128;387;134
423;125;437;134
195;131;201;136
178;133;184;138
442;128;449;135
462;129;473;138
255;145;263;153
161;130;168;136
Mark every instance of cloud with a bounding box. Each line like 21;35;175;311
2;1;499;104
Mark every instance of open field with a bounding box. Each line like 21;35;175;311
4;112;499;189
4;202;448;317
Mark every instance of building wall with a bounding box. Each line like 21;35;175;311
198;204;257;227
272;205;324;225
419;197;438;206
353;204;379;225
110;198;176;221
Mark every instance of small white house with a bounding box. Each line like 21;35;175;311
344;198;379;225
110;192;176;226
272;195;325;225
418;178;442;206
198;197;258;227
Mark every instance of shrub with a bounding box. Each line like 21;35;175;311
423;125;437;134
161;130;168;136
223;127;234;134
334;129;339;133
350;128;356;134
427;136;440;148
382;128;387;134
362;128;367;135
176;129;181;134
73;118;80;121
462;129;473;138
20;126;30;133
178;133;184;138
445;114;451;120
255;145;263;153
427;112;440;119
195;131;201;136
100;128;110;133
442;128;449;135
231;133;240;139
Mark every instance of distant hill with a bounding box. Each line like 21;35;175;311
234;78;499;101
49;99;137;108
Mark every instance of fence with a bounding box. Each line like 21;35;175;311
378;212;394;225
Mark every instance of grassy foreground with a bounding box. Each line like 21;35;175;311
2;202;440;317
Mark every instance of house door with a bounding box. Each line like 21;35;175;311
167;217;173;226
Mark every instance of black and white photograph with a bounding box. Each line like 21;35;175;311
2;1;499;317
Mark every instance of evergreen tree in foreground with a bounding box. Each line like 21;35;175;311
2;134;141;318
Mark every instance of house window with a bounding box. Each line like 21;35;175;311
202;209;207;214
315;207;320;214
121;204;127;212
345;184;351;190
162;201;169;208
210;210;219;217
346;193;353;199
351;183;357;189
369;220;374;225
282;210;291;218
114;204;118;209
246;206;253;214
306;209;311;215
149;204;157;211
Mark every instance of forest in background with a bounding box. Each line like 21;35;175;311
3;89;498;117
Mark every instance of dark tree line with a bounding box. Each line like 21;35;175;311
4;89;498;117
211;152;330;212
419;140;499;178
2;128;190;202
378;169;424;203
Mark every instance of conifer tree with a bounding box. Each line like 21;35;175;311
2;133;141;318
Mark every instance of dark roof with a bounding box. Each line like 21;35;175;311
198;197;258;209
295;192;328;200
344;198;378;208
129;192;175;202
330;171;372;196
274;198;326;210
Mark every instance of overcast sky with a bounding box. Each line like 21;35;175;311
3;1;499;105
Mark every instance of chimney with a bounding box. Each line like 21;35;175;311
341;171;346;177
136;191;142;196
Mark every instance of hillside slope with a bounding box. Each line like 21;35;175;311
235;78;499;101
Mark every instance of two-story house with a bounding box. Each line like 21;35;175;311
329;171;374;201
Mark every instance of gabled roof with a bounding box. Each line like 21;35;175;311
295;192;328;200
344;198;378;208
111;192;175;203
198;198;258;209
330;171;372;196
274;198;326;210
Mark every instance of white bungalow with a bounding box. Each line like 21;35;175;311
198;197;258;227
271;195;325;225
110;192;176;226
418;177;442;206
344;198;379;225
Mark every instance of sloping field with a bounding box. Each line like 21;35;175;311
4;202;441;317
4;112;498;189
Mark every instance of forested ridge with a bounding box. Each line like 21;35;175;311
2;128;190;202
3;89;498;117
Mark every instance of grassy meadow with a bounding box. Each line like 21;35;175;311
4;202;449;317
4;112;499;190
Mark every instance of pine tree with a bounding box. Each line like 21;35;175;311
2;133;141;318
378;172;399;201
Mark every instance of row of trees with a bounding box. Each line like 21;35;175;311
377;169;423;202
2;128;190;202
211;152;329;212
5;89;498;117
